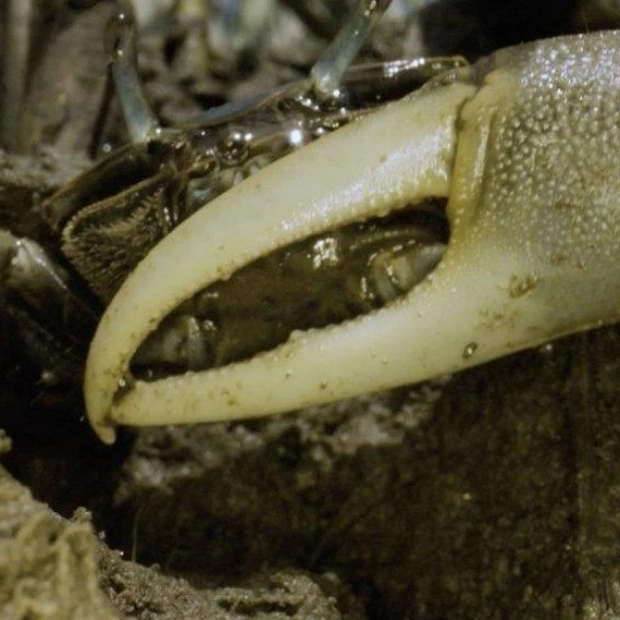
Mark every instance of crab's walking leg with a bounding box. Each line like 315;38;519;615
0;231;97;389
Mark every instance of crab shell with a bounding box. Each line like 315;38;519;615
85;31;620;443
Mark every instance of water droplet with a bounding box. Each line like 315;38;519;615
463;342;478;360
538;343;554;355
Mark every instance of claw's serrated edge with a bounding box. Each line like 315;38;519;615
85;80;475;443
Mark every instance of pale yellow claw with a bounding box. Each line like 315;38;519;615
86;31;620;443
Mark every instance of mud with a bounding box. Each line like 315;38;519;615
0;436;363;620
3;326;620;619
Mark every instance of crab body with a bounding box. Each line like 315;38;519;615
1;1;461;415
82;29;620;442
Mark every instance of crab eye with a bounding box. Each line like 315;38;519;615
220;131;250;166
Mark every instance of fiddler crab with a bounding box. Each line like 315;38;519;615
3;0;620;444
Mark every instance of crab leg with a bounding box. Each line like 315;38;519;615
86;31;620;443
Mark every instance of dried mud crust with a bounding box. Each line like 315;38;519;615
0;452;362;620
0;454;118;620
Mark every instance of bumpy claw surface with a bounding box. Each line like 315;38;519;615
86;30;620;443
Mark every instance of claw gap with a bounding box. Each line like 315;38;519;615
130;198;449;381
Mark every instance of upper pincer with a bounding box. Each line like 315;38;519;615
85;30;620;443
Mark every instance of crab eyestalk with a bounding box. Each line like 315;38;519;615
310;0;392;97
105;4;160;142
86;30;620;443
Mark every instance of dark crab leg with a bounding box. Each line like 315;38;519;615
85;30;620;443
0;230;97;393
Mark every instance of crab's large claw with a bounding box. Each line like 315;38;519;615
86;31;620;443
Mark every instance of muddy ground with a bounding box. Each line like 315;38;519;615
2;1;620;619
